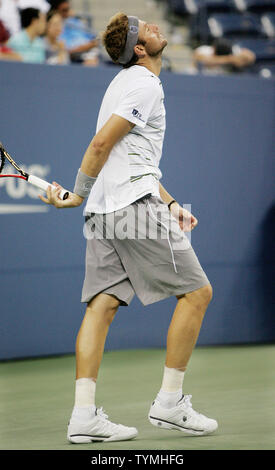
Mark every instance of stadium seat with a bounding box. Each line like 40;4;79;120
185;0;236;15
166;0;237;17
233;0;275;13
166;0;189;17
232;37;275;59
187;1;239;42
261;12;275;37
247;60;275;76
207;12;265;38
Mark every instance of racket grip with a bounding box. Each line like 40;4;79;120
28;175;69;200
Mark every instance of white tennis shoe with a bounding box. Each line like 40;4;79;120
148;394;218;436
67;407;138;443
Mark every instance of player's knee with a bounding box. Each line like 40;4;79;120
201;283;213;305
184;284;213;310
87;304;117;326
97;297;119;325
87;294;119;325
104;304;118;325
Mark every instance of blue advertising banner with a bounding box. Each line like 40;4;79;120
0;62;274;359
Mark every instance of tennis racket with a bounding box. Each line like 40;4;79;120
0;142;69;200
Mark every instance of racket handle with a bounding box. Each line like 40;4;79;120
28;175;69;200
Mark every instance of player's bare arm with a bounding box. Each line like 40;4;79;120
39;114;134;208
159;182;198;231
80;114;134;176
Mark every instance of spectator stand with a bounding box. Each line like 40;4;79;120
47;0;99;65
163;0;275;76
60;13;97;63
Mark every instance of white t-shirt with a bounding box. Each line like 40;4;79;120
85;65;166;214
0;0;20;35
18;0;50;13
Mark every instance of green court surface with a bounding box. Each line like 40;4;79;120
0;345;274;450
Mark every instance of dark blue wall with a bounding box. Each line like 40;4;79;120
0;61;274;359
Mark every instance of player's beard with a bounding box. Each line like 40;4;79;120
145;38;168;58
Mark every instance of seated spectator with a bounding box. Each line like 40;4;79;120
0;17;22;61
44;9;69;64
49;0;99;66
0;0;50;36
8;7;46;63
193;38;256;75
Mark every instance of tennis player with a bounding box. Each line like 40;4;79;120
40;13;218;443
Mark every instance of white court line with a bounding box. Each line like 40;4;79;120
0;204;49;214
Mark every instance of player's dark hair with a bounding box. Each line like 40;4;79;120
20;8;40;29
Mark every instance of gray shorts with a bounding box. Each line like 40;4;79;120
81;195;210;306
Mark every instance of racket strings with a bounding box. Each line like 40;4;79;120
0;148;6;174
0;144;27;177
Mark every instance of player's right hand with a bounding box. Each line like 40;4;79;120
38;182;84;209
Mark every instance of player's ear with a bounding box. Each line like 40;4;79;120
134;43;146;59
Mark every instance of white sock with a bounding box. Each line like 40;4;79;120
157;366;185;409
157;389;183;409
72;405;96;421
161;366;185;392
74;378;96;407
72;378;96;420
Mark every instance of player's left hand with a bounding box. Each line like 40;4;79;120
169;202;198;232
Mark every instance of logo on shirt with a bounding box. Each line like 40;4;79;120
132;108;145;122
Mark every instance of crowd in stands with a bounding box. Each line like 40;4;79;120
192;37;256;74
0;0;99;66
163;0;275;77
1;0;275;77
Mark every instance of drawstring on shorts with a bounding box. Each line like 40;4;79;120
146;199;178;274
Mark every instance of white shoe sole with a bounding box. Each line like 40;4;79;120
149;415;217;436
68;430;138;444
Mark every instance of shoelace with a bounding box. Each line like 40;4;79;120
96;407;122;432
178;395;202;418
181;394;192;408
96;407;108;420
